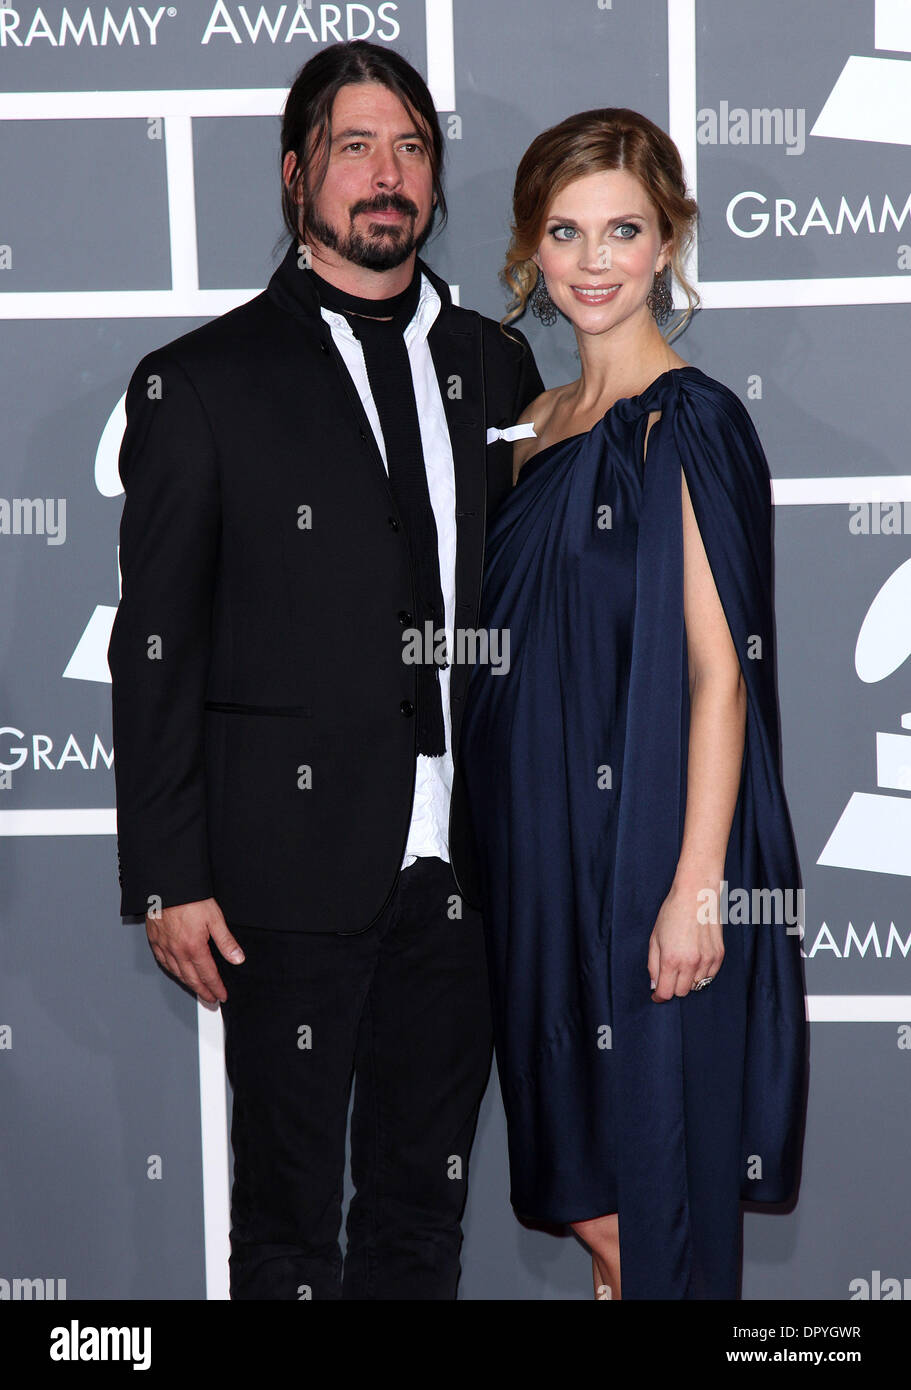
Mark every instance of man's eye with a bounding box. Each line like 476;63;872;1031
344;142;366;152
400;143;424;154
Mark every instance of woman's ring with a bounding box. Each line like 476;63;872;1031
692;977;714;992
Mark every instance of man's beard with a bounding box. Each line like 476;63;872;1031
307;193;429;271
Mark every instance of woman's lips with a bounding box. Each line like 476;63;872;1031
569;283;620;304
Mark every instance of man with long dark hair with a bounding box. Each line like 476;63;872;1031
108;41;543;1299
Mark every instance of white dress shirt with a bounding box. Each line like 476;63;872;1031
319;274;456;869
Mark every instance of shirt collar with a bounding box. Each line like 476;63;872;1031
319;272;441;347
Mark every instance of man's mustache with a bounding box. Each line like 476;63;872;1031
351;194;419;220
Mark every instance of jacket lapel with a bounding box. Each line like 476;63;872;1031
425;290;486;755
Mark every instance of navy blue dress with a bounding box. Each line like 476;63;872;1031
459;366;806;1299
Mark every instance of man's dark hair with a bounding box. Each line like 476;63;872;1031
279;41;447;250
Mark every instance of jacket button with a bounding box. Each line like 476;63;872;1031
398;610;413;625
320;342;330;354
400;700;414;717
387;516;400;531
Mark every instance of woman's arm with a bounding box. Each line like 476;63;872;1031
647;466;747;1002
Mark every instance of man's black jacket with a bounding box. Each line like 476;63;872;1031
107;241;544;930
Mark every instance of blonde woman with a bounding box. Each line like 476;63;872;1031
459;108;806;1300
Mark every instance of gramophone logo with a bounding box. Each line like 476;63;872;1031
818;555;911;878
807;1;911;880
812;0;911;145
63;395;125;684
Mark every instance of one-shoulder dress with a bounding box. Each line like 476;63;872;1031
459;365;807;1300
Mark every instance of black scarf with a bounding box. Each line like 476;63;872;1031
309;265;447;757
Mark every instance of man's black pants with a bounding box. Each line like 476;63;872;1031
210;856;493;1300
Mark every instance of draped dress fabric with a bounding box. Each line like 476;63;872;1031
459;365;807;1300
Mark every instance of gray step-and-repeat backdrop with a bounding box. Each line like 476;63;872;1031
1;0;909;1302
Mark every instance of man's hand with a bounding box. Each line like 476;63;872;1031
146;898;244;1004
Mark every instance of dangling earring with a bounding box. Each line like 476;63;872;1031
530;268;558;325
646;264;674;326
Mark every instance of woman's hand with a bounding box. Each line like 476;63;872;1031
647;878;724;1002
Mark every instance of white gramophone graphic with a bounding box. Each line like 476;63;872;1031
62;392;126;684
813;0;911;146
818;555;911;878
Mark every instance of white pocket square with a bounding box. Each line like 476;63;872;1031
486;422;537;445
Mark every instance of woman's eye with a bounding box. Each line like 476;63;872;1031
549;223;641;242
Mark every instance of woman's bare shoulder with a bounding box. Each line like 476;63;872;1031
512;384;571;480
515;384;562;430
